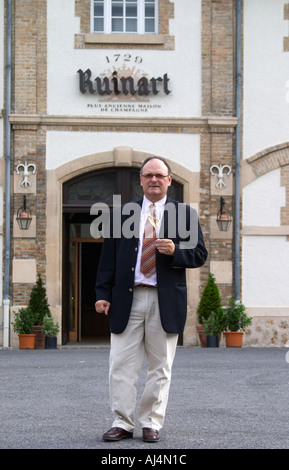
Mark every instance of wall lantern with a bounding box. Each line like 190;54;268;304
16;195;32;230
216;197;232;231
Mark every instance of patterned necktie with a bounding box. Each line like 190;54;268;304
140;204;157;278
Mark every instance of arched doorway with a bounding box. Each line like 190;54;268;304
62;167;183;344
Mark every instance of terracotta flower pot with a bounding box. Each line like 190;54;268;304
224;331;244;347
18;334;36;350
196;325;207;347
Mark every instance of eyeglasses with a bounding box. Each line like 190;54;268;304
141;173;170;180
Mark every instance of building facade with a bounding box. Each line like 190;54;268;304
1;0;289;348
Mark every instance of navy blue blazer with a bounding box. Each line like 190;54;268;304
95;198;207;334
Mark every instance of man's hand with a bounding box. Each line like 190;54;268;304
95;300;111;316
156;239;175;256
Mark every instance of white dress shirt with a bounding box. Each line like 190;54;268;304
134;195;166;286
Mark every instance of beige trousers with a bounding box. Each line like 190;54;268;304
109;286;179;432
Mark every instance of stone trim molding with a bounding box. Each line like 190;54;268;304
12;259;37;284
246;142;289;178
9;114;238;131
246;307;289;317
83;33;166;45
242;226;289;236
210;260;233;284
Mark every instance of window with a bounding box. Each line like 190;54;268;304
91;0;158;34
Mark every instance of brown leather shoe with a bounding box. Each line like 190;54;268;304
102;427;133;441
142;427;160;442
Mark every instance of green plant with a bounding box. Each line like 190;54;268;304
12;308;35;335
197;273;222;325
28;274;51;325
41;315;60;337
224;298;252;332
203;308;226;336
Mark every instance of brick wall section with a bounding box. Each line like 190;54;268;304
206;128;235;304
75;0;90;34
201;0;235;303
14;0;37;114
202;0;235;116
12;127;47;304
12;1;47;305
36;0;47;115
12;283;33;306
201;0;213;116
35;127;47;277
211;0;235;116
13;0;46;114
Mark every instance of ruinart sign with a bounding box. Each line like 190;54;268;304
77;69;171;96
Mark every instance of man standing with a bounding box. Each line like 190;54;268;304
95;156;207;442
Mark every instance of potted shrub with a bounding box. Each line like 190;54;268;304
196;273;222;347
223;298;252;347
12;308;36;349
28;274;51;349
203;308;226;347
41;315;60;349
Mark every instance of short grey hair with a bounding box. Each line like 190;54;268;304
140;156;171;175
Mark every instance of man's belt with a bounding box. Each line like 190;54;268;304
135;284;157;289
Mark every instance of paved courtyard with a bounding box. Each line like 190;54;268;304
1;346;289;452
